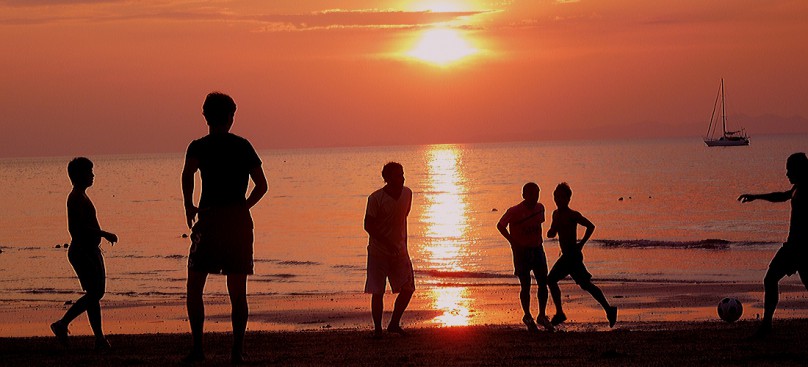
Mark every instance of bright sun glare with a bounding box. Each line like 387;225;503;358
406;28;478;66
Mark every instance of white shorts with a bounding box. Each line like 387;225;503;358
364;248;415;294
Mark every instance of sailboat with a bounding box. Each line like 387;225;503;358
704;78;749;146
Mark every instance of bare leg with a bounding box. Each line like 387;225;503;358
548;280;563;316
388;289;413;334
581;280;618;327
517;274;533;318
580;281;610;309
762;267;788;328
371;294;384;337
186;270;208;359
227;274;248;362
535;274;549;318
84;291;105;340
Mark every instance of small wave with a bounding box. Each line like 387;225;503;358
20;288;75;295
594;239;775;250
277;260;321;266
254;258;282;263
112;291;185;297
332;264;362;270
417;270;511;279
114;254;185;260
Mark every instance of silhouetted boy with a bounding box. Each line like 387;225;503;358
51;157;118;350
364;162;415;338
181;92;268;363
497;182;553;332
547;182;617;328
739;152;808;338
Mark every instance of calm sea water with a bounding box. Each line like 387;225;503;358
0;135;805;306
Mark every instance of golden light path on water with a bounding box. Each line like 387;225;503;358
422;145;473;326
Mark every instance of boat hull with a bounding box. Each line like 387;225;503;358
704;138;750;147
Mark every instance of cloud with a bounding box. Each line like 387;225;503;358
248;9;493;31
0;3;493;29
0;0;124;5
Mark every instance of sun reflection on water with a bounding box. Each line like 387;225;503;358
421;145;473;326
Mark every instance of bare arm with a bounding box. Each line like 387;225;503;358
576;213;595;250
181;157;199;228
497;221;516;246
246;166;268;209
738;188;793;203
546;211;558;238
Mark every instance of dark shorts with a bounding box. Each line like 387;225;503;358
548;253;593;285
364;247;415;294
68;247;106;293
188;205;255;275
769;243;808;276
511;246;547;277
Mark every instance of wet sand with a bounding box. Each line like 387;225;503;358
3;281;808;338
2;319;808;366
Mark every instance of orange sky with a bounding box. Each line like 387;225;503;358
1;0;807;157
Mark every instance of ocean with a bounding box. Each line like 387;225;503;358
0;135;806;333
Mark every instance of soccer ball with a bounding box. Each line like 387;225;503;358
717;297;743;322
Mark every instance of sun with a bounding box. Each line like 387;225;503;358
406;28;478;66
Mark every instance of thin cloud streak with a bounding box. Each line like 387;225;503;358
0;5;494;29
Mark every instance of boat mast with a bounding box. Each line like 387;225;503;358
721;78;727;136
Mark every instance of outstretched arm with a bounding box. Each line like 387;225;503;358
246;166;268;209
738;188;793;203
181;157;199;228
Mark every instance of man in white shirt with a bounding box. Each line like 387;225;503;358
364;162;415;338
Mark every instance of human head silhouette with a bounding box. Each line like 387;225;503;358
786;152;808;185
522;182;539;205
553;182;572;208
202;92;237;127
382;162;405;188
67;157;94;188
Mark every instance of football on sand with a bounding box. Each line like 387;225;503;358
717;297;743;322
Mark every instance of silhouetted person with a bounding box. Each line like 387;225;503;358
546;182;617;328
739;152;808;338
364;162;415;338
497;182;553;332
51;157;118;350
181;92;268;363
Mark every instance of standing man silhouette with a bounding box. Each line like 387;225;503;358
739;152;808;338
181;92;268;363
497;182;554;332
364;162;415;338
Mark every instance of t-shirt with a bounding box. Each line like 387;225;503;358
67;192;102;249
366;186;413;256
186;133;262;209
498;202;545;248
788;185;806;245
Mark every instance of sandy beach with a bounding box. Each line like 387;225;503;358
2;319;807;366
5;280;808;338
2;280;808;365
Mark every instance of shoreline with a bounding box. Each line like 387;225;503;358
3;280;808;338
2;319;808;366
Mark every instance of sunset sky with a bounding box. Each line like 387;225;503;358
1;0;807;157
